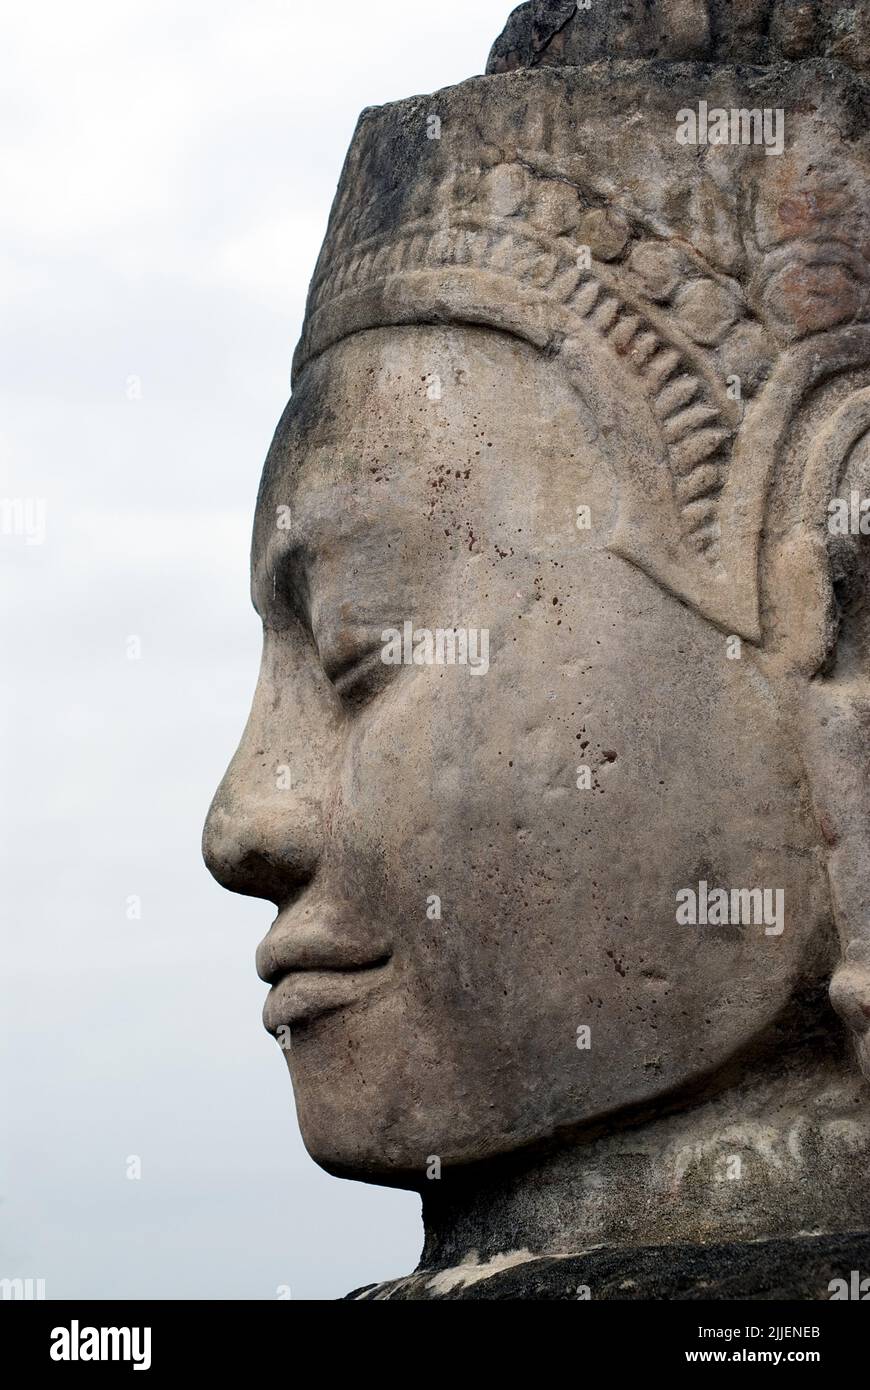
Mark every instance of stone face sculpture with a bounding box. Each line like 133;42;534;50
203;0;870;1298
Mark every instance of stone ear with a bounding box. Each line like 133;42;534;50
718;335;870;665
779;386;870;1082
609;336;870;652
761;386;870;676
804;389;870;665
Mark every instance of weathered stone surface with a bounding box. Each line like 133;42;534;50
488;0;870;75
347;1231;870;1300
204;2;870;1298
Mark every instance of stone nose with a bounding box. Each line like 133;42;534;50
202;736;323;909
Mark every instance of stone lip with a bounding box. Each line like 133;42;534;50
345;1230;870;1299
488;0;870;76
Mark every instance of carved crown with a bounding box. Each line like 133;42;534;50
294;59;869;642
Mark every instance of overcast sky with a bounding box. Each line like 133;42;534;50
1;0;514;1300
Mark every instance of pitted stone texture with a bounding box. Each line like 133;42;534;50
347;1232;870;1300
488;0;870;75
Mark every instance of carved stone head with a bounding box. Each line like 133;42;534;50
204;0;870;1269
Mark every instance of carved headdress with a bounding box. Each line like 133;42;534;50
294;0;870;1072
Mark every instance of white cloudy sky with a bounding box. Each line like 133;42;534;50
1;0;513;1299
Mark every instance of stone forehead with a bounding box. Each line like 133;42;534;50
291;58;869;644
